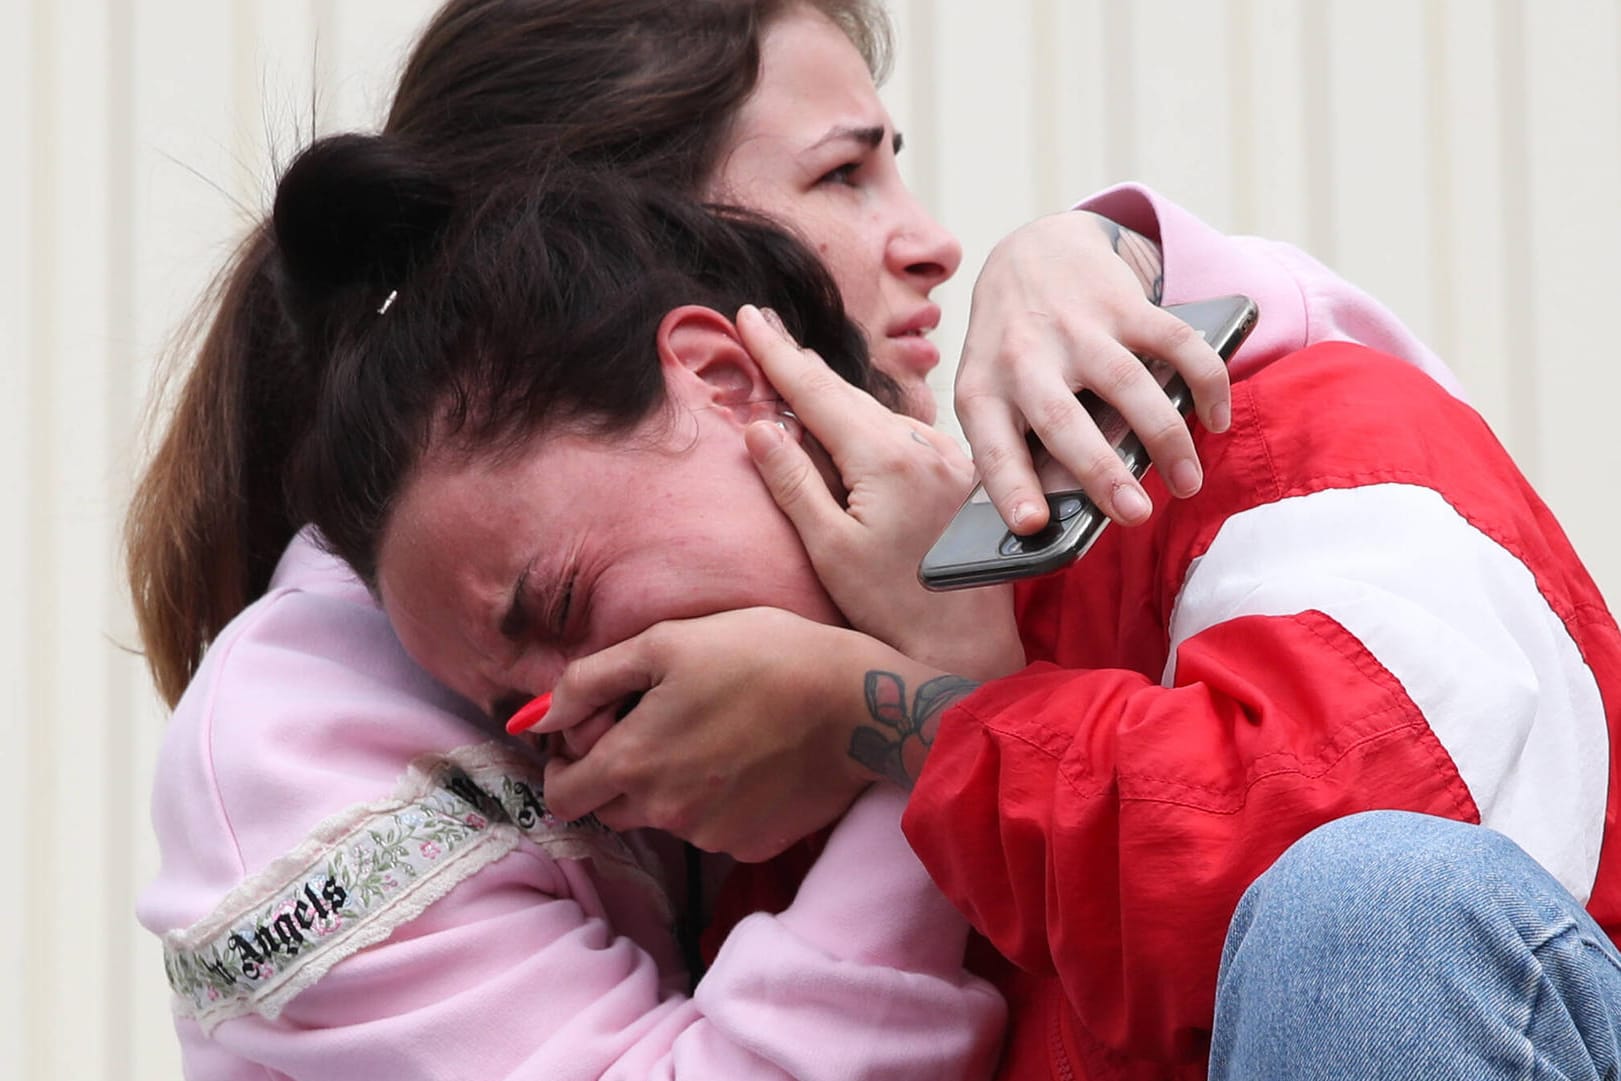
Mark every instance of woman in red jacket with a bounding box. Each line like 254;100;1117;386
520;295;1621;1078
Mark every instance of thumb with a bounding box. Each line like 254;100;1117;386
744;419;844;544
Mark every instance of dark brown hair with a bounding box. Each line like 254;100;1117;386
275;141;887;589
126;0;891;706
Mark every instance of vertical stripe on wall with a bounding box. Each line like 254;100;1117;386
1423;1;1457;371
104;0;139;1072
1299;0;1335;265
1030;0;1061;214
1226;0;1258;234
0;3;28;1077
23;0;59;1074
1101;0;1136;182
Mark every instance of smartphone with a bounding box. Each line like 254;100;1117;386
918;294;1259;591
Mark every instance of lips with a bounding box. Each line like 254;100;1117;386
887;303;941;340
885;304;942;376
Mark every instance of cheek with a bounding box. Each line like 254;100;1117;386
381;593;479;702
814;229;883;321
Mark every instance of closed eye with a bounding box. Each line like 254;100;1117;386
549;572;576;638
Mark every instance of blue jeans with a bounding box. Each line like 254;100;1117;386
1210;811;1621;1080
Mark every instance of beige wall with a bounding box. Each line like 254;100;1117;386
4;1;1617;1077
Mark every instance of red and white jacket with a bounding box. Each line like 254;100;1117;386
903;187;1620;1080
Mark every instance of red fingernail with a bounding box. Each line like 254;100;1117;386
506;692;553;734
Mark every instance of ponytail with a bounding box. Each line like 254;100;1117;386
125;227;296;706
125;133;457;707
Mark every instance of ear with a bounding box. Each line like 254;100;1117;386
656;305;780;425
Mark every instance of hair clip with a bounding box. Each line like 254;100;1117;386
377;289;399;316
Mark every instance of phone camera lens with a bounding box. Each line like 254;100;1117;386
1000;522;1063;556
1050;494;1086;522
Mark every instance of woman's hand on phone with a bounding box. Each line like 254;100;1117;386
736;305;1024;682
957;210;1231;533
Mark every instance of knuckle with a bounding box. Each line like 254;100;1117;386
972;438;1021;477
641;621;681;658
1145;414;1195;450
648;798;696;837
1033;393;1082;436
1082;446;1130;484
953;384;997;422
603;735;647;788
993;324;1047;370
1099;352;1148;397
769;460;811;506
1159;317;1203;354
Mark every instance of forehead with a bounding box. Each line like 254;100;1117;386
732;8;885;139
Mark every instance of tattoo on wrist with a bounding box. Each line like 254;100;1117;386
848;671;980;791
1099;217;1166;305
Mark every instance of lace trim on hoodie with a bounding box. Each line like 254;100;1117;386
159;741;666;1033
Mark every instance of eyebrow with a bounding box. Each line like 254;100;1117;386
810;124;904;155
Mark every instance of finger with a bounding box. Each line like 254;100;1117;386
542;752;629;823
587;796;650;836
559;710;618;760
1018;371;1155;525
525;636;660;735
738;305;892;452
1039;336;1204;501
744;419;848;547
954;389;1051;535
1124;305;1232;434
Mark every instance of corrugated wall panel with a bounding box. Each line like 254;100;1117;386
5;3;1619;1077
1523;0;1621;604
1;3;34;1079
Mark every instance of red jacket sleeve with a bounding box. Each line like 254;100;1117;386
903;613;1475;1060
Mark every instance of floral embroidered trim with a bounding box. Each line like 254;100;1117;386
161;741;665;1033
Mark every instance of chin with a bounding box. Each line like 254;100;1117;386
901;382;937;424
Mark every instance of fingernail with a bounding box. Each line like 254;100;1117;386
759;306;788;337
1113;484;1152;523
1210;403;1231;432
1168;458;1203;498
1010;501;1040;532
744;419;786;462
506;692;553;734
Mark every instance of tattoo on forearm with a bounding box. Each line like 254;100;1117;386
849;671;980;791
1099;217;1166;304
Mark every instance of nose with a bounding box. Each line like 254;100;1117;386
889;194;962;289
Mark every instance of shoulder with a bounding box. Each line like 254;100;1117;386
1212;342;1499;508
140;546;490;932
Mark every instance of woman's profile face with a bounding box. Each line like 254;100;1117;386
707;7;961;422
375;349;839;716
